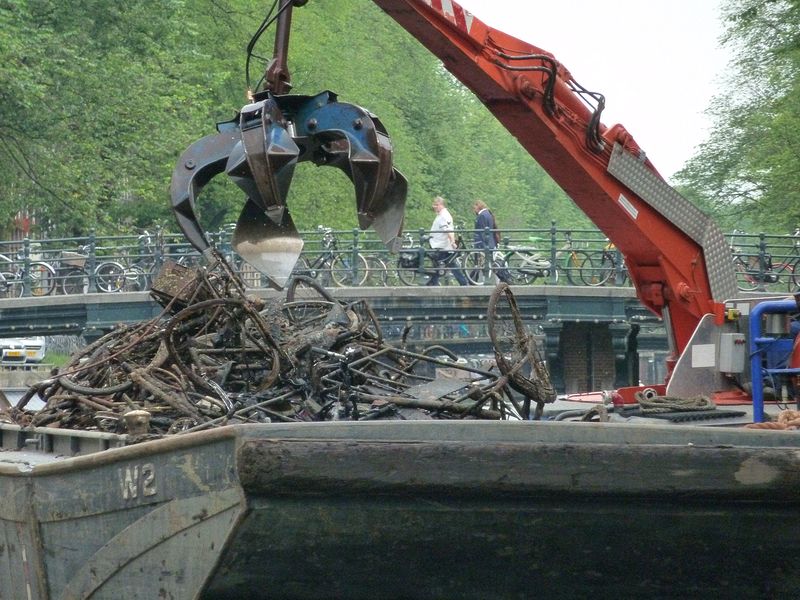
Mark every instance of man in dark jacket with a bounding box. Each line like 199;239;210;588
473;200;498;249
472;200;511;283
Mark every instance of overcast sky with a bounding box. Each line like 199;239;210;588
456;0;730;180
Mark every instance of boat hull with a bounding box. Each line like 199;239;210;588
2;421;800;598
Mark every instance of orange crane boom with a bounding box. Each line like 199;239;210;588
373;0;737;363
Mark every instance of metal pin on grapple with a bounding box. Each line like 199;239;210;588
169;0;406;288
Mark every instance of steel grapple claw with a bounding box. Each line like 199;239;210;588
226;96;299;222
289;91;407;251
169;90;407;288
170;131;240;259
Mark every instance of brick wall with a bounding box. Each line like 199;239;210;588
561;323;615;394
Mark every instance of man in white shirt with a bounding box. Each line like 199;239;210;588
427;196;468;286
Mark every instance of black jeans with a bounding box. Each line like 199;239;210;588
426;250;469;286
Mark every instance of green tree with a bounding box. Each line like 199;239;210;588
675;0;800;232
0;0;586;242
0;0;225;235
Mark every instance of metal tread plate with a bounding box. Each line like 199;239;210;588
608;144;737;301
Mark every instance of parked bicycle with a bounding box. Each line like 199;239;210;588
395;233;468;286
94;230;197;292
464;236;552;285
291;226;370;287
578;239;628;287
730;229;796;292
56;249;91;295
0;245;124;296
555;231;593;286
790;228;800;291
361;252;391;286
0;252;56;297
94;230;154;292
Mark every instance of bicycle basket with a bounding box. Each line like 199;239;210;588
399;251;420;269
61;250;87;268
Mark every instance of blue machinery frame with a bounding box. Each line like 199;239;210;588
749;298;800;422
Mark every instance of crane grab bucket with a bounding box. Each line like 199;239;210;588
169;90;407;288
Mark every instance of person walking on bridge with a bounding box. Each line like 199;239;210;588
427;196;468;286
472;200;511;283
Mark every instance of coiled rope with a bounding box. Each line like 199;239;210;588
746;409;800;430
634;391;716;414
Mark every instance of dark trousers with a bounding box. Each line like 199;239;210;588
426;250;469;286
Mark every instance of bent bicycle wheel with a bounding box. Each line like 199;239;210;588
346;299;383;346
488;283;555;406
284;275;337;328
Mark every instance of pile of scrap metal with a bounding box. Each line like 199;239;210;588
1;255;554;440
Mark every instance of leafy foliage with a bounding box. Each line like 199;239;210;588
0;0;587;241
674;0;800;233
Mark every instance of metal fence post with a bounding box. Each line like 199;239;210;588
352;228;361;283
549;221;558;285
87;230;98;293
613;245;625;286
482;227;492;284
417;228;426;279
153;228;164;277
21;238;31;297
758;232;768;292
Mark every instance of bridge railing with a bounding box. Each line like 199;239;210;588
0;224;797;296
727;229;800;293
